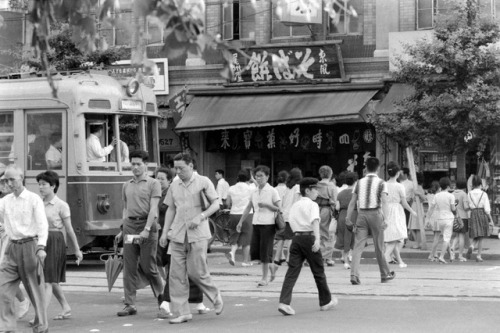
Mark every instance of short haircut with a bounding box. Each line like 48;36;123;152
345;172;358;186
337;171;347;187
365;157;380;173
129;150;149;162
89;124;103;134
155;167;173;181
254;165;270;176
402;167;410;176
430;181;440;194
277;170;289;184
49;132;62;145
439;177;451;190
215;169;224;177
387;161;400;178
318;165;333;180
471;175;482;188
237;170;248;182
286;167;302;189
5;165;24;180
456;179;467;190
174;152;194;165
299;177;318;196
36;170;60;193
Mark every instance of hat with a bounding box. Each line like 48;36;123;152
299;177;319;189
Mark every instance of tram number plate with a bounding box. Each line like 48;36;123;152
159;139;174;146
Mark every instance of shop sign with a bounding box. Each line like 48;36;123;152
230;44;342;83
206;124;376;154
169;87;188;116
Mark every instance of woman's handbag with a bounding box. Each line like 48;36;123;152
275;210;285;232
453;216;464;233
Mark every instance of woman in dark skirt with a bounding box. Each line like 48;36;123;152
335;172;358;269
36;171;83;320
467;175;494;262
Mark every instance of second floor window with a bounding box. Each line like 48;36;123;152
417;0;453;29
271;0;310;38
223;0;256;40
328;0;364;35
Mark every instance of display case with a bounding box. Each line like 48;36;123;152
420;152;451;171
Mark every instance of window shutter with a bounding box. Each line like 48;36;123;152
223;2;234;40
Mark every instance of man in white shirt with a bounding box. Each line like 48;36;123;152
45;132;62;170
399;168;415;230
86;124;116;162
215;169;230;209
0;165;49;333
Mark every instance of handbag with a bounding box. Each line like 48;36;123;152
275;210;285;232
453;216;464;233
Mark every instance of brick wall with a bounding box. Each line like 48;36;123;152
206;0;221;37
364;0;376;45
255;0;271;44
399;0;416;31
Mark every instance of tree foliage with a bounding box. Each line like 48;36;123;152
372;0;500;154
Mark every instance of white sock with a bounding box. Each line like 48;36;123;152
160;301;170;312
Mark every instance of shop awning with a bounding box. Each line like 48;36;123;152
176;90;378;132
375;84;415;114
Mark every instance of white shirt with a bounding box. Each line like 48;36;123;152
216;178;230;205
0;188;48;246
288;197;320;232
430;191;455;220
251;183;280;225
228;182;252;215
468;188;491;214
86;134;113;162
401;179;415;202
45;145;62;167
282;184;301;222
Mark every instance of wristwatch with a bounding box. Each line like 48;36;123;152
144;226;151;232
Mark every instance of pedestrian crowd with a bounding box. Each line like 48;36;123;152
0;152;495;331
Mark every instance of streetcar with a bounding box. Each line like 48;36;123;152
0;72;160;251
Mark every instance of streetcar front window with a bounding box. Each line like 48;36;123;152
0;111;14;167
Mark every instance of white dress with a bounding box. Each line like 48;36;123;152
384;182;408;243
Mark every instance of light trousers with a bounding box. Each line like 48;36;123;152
169;237;219;316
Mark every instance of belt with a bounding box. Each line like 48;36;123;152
128;216;148;221
359;208;380;211
294;231;313;236
10;236;37;244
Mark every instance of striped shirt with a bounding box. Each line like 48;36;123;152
354;173;388;209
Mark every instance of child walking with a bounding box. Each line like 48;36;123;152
278;178;338;316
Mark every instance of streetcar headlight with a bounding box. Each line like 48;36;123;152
126;78;140;96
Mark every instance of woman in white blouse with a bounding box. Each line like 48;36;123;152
467;175;494;262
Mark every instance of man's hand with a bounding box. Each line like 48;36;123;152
139;229;150;244
381;222;388;230
188;214;202;229
75;250;83;265
236;222;243;233
115;231;123;245
159;233;168;248
37;249;46;263
410;210;418;217
312;240;320;253
111;137;118;146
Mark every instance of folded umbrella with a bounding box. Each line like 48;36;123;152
100;245;123;292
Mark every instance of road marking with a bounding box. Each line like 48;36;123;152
484;266;500;271
123;324;133;326
235;304;244;306
89;330;100;332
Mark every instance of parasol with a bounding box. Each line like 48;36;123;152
100;244;123;292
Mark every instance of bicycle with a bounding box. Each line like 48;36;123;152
208;209;232;247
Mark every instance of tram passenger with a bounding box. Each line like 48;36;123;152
45;132;62;170
110;139;130;163
86;124;116;162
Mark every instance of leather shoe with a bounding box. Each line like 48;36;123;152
117;305;137;316
320;297;338;311
350;276;361;285
381;271;396;283
214;294;224;315
169;314;193;324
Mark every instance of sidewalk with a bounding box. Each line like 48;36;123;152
210;231;500;260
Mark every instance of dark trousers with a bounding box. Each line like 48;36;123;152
351;210;390;279
160;241;203;304
122;221;164;306
279;235;331;307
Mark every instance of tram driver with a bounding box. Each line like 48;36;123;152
86;124;117;162
45;132;62;170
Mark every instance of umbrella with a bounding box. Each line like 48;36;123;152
100;245;123;292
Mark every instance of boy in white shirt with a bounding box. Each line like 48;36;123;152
278;178;338;316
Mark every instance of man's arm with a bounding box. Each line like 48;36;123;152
139;196;159;242
160;205;176;247
381;192;389;225
311;218;321;252
346;192;358;226
89;136;114;158
34;196;49;262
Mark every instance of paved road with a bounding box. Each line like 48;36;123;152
12;254;500;332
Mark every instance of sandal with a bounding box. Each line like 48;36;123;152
54;311;72;320
28;318;35;327
257;280;268;287
458;256;467;262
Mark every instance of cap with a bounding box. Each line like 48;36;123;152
299;177;319;189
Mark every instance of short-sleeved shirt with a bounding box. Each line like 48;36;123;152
452;189;470;219
228;182;252;215
165;173;218;243
282;185;300;222
430;191;455;220
44;195;70;231
122;176;161;218
216;178;230;205
401;179;415;202
468;188;491;214
288;197;320;232
45;145;62;167
355;173;388;209
251;183;281;225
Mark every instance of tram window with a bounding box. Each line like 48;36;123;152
145;117;157;163
26;113;62;171
0;112;14;167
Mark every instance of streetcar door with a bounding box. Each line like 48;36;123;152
24;111;67;200
0;111;16;168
